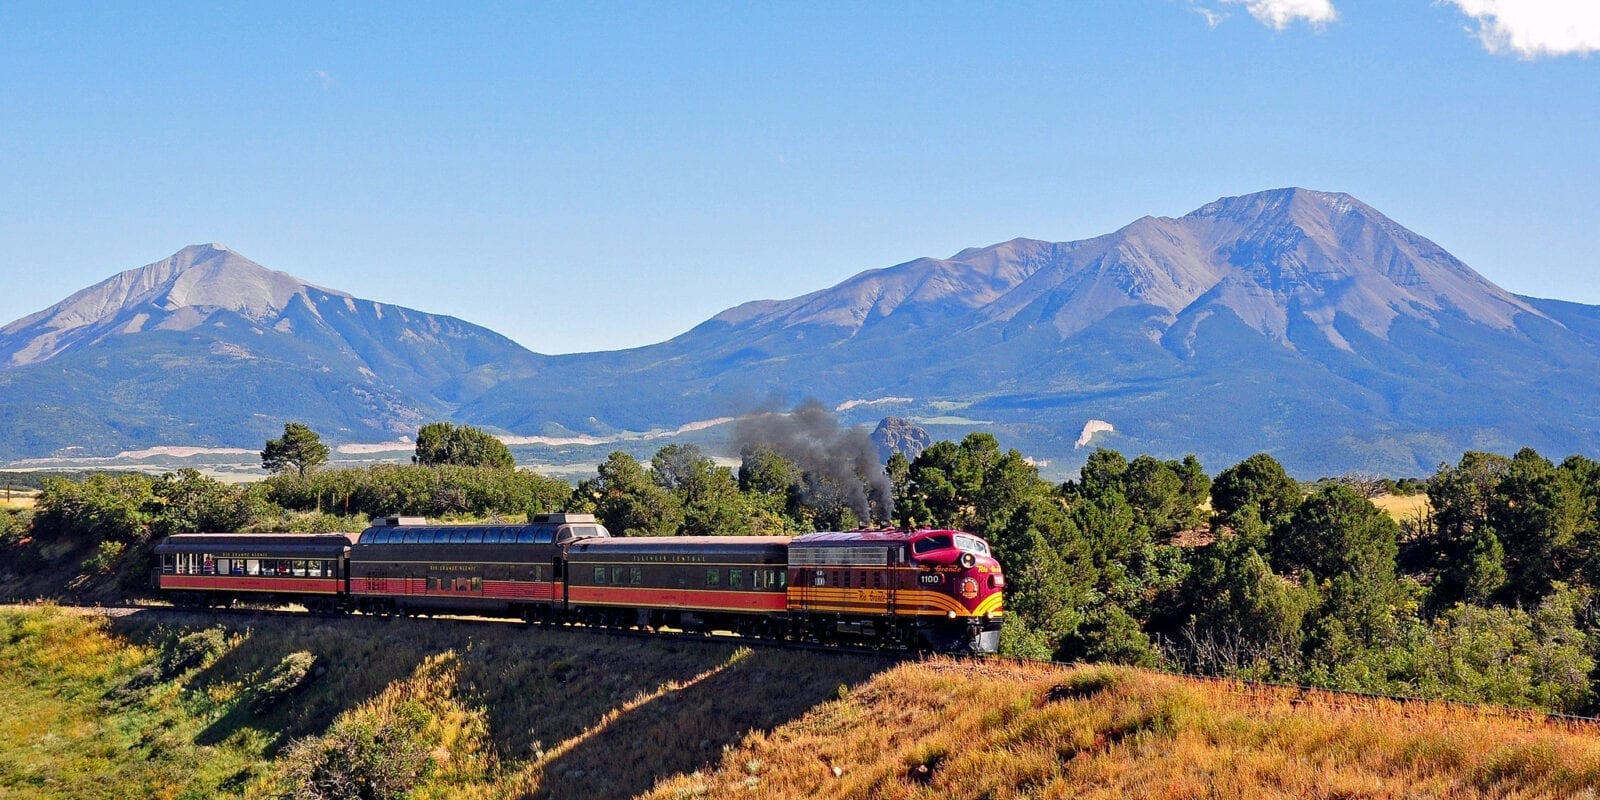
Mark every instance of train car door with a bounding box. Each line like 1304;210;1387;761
886;545;902;618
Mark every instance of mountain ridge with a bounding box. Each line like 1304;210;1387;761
3;188;1597;476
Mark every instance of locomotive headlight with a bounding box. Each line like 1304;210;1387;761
946;611;957;619
959;552;977;569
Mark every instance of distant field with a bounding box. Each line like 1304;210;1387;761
1372;492;1429;522
0;489;36;510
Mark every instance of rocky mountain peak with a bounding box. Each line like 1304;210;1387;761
0;244;342;368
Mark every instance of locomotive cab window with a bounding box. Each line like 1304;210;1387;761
954;534;990;556
912;535;952;554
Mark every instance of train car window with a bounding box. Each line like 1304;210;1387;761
293;560;307;577
471;577;483;591
518;528;536;544
534;565;546;581
481;529;500;544
706;569;720;587
912;535;952;554
535;528;553;544
751;570;764;589
161;554;174;574
954;534;990;556
464;528;483;544
612;567;626;584
449;529;467;543
213;558;229;575
777;570;787;589
594;567;607;584
729;569;743;589
399;530;416;544
630;567;642;585
245;559;260;576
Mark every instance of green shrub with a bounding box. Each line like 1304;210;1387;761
253;651;318;713
110;626;229;700
276;699;437;800
80;539;124;574
0;508;31;545
162;627;229;677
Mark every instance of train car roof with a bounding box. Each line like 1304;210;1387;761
792;530;914;545
567;535;791;557
154;532;358;555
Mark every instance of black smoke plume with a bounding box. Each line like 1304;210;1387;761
733;399;893;526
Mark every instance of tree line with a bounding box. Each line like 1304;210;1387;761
10;420;1600;714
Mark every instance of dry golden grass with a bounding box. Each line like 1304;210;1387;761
643;659;1600;800
14;605;1600;799
1371;492;1429;523
0;494;36;509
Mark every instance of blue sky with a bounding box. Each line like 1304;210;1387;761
2;1;1596;353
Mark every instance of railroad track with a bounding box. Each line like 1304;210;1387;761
76;599;920;662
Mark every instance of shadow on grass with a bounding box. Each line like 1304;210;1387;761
102;609;821;775
525;644;889;800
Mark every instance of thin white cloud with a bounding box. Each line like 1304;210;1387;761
1187;1;1230;28
1222;0;1338;30
311;69;335;89
1441;0;1600;59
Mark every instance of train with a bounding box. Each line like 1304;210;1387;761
152;513;1007;653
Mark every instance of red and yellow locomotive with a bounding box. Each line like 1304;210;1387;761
788;529;1004;653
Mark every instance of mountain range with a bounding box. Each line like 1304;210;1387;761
4;188;1599;476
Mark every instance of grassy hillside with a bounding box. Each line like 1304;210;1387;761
4;604;1599;799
